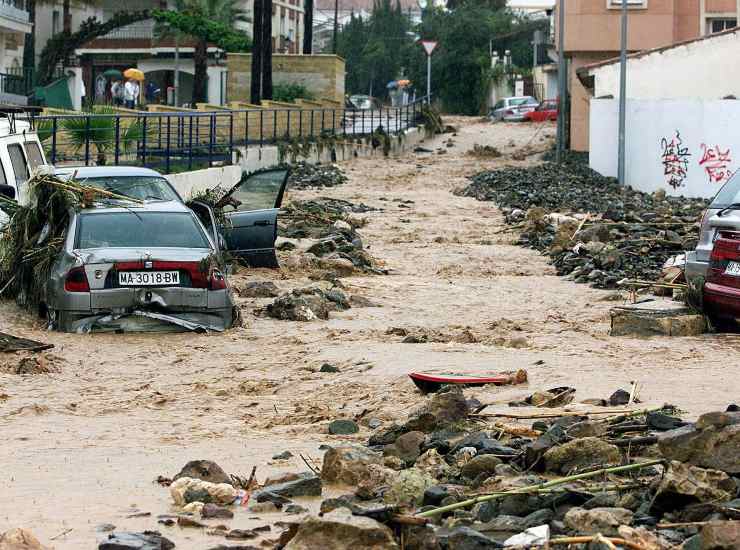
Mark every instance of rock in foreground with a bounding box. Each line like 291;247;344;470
283;509;398;550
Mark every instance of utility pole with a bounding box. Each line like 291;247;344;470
174;32;180;107
332;0;339;54
251;0;264;104
556;0;566;163
618;0;628;186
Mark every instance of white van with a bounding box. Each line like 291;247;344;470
0;107;49;206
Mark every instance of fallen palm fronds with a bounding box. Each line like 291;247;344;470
0;173;140;310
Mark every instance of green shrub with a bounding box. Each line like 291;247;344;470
272;84;315;103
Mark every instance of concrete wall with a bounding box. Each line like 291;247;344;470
227;54;346;103
589;27;740;99
590;98;740;198
167;126;427;199
570;52;614;152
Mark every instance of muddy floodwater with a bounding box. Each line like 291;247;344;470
1;118;737;548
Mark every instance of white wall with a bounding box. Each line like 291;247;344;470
590;98;740;199
35;2;103;66
590;29;740;100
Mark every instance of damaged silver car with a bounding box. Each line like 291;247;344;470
45;200;235;333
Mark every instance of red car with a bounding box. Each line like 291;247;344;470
703;230;740;328
525;100;558;122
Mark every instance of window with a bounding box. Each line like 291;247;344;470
0;158;7;186
24;142;45;170
76;212;210;249
7;144;29;186
52;10;60;35
709;18;737;34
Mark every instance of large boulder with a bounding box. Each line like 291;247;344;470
384;431;426;464
384;468;437;506
543;437;621;474
564;507;634;537
283;508;398;550
173;460;231;485
0;529;48;550
405;388;470;433
701;521;740;550
322;445;383;485
254;472;322;499
658;411;740;474
655;461;736;510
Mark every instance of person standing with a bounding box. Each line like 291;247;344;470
124;78;139;109
111;79;124;107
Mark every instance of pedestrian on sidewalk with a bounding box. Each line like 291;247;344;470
111;79;124;107
124;78;139;110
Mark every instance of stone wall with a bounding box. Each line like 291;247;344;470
227;54;346;104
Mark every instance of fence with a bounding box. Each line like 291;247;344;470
30;97;430;174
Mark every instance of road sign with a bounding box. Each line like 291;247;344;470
421;40;438;56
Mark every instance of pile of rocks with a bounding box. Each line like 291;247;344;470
265;286;351;321
280;198;385;274
144;389;740;549
288;162;348;190
458;158;708;288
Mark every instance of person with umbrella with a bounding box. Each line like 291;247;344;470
103;69;124;106
123;68;144;109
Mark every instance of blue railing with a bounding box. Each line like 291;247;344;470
29;97;431;173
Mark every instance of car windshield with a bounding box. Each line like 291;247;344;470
74;176;180;202
710;172;740;209
510;97;535;106
77;212;210;249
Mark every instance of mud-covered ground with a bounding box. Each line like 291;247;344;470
0;118;737;549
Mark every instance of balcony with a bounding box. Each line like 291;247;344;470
0;0;30;26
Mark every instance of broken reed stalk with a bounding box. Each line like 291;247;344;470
415;459;664;518
466;481;645;498
471;406;666;421
549;536;647;550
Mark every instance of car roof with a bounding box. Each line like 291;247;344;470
55;166;167;178
79;200;192;215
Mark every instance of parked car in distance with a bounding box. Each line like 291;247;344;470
348;95;381;111
686;171;740;282
45;199;235;332
55;166;183;203
525;99;558;122
490;96;539;122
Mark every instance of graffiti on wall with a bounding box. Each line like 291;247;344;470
699;143;734;185
660;130;691;189
659;132;735;189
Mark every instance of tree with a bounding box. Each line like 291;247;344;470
153;0;249;105
303;0;313;54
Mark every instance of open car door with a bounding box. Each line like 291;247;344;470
217;168;290;268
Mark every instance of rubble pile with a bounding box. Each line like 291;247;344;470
152;388;740;550
458;159;708;288
265;286;350;321
287;162;349;190
280;198;385;274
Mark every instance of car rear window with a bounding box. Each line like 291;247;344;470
710;172;740;208
76;212;210;249
510;98;535;106
78;176;180;202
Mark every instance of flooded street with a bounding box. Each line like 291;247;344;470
1;117;737;548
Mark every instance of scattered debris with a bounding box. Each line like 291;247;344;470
458;157;707;288
0;332;53;353
0;353;62;375
288;162;348;190
610;299;707;337
408;370;528;393
467;144;502;159
265;286;350;321
98;531;175;550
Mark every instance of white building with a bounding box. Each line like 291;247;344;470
583;27;740;198
0;0;31;104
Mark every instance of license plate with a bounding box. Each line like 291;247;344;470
725;261;740;276
118;271;180;286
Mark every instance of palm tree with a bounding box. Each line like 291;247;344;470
171;0;249;105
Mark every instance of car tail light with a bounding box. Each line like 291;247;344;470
209;268;227;290
65;267;90;292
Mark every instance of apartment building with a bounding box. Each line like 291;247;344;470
236;0;306;54
558;0;740;151
0;0;31;104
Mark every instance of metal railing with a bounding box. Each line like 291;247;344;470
0;71;31;96
30;97;430;174
0;0;29;23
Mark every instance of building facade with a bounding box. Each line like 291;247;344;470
0;0;31;103
557;0;740;151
